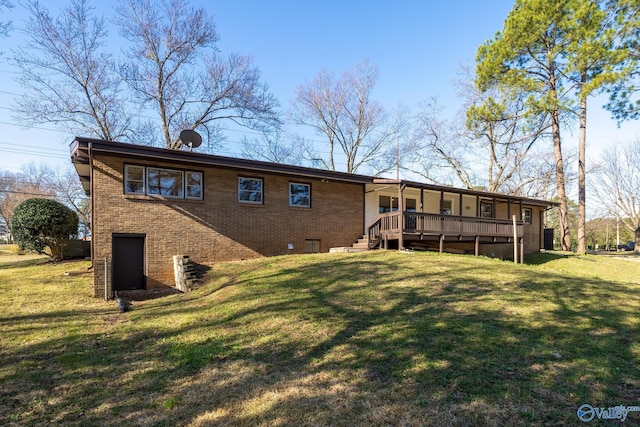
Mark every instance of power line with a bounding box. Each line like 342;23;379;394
0;141;68;153
0;147;68;160
0;120;69;134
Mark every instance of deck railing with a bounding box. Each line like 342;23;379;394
368;212;523;249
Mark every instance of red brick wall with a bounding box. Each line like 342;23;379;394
91;154;364;296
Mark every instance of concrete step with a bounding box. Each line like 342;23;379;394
329;247;368;253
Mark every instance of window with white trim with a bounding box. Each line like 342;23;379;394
124;165;145;194
441;200;452;215
289;182;311;208
186;172;203;200
379;195;398;213
238;177;263;204
124;164;203;200
147;167;184;198
522;208;532;224
480;202;492;218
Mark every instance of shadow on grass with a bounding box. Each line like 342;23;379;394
523;251;572;265
1;252;639;426
0;257;51;269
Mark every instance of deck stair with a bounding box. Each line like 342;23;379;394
329;235;370;253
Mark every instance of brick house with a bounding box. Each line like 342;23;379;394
71;137;556;297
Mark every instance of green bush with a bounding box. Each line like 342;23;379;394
11;198;79;261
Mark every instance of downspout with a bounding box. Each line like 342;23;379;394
89;142;103;297
89;142;95;270
104;257;108;301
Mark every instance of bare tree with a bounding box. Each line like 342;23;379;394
466;83;551;194
290;59;405;174
240;130;304;165
593;138;640;253
115;0;281;149
12;0;132;141
403;68;554;197
46;166;91;238
13;0;281;150
402;98;477;188
0;0;13;39
0;167;56;238
0;164;90;240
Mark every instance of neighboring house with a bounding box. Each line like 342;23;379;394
71;137;556;297
0;223;9;243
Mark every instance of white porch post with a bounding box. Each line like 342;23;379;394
398;183;405;250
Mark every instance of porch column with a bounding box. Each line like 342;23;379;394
398;183;405;250
439;235;444;253
475;236;480;256
519;201;523;220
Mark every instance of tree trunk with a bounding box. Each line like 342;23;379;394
551;109;571;251
577;77;587;255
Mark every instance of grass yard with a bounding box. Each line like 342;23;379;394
1;250;639;426
0;244;49;267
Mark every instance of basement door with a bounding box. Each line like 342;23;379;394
112;234;146;291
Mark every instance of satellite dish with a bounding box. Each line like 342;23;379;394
179;129;202;151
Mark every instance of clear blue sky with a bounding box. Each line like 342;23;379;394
0;0;637;181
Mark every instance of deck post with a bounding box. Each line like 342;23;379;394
398;183;405;250
512;215;518;264
520;237;524;264
439;234;444;253
475;236;479;256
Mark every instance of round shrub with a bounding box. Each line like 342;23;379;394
11;198;79;261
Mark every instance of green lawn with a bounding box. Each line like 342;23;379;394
1;251;639;426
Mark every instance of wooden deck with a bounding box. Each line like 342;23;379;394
368;212;523;250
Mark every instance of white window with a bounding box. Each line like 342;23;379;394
441;200;452;215
480;202;492;218
379;196;398;213
289;183;311;208
522;208;532;224
123;164;202;200
124;165;145;194
238;177;263;204
147;167;184;198
186;172;203;200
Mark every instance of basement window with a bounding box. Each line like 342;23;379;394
305;239;321;253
